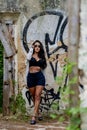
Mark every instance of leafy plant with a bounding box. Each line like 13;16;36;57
10;92;27;120
51;60;82;130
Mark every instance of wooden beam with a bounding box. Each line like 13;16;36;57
0;22;17;58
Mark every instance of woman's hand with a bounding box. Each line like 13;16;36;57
29;41;34;49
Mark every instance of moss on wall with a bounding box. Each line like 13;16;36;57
39;0;61;9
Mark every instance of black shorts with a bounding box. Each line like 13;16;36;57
27;71;45;88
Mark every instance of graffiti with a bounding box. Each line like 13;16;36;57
25;86;61;112
22;10;68;112
23;10;68;78
40;86;61;112
25;90;34;108
45;17;68;78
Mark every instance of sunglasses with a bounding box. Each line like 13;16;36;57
34;45;40;48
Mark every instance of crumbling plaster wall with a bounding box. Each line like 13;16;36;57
0;0;69;112
79;0;87;87
79;1;87;129
0;0;43;91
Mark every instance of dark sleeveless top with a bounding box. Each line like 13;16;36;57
29;57;45;69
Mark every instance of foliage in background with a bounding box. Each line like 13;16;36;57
0;41;28;120
50;60;82;130
10;92;28;121
0;41;3;113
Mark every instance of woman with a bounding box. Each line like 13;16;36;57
27;40;47;125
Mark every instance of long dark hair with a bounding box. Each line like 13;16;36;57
33;40;47;69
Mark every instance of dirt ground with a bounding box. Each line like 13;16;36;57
0;114;69;130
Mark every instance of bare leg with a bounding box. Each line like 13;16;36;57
34;85;44;116
29;87;36;121
29;87;36;104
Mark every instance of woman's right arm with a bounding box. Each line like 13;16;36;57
27;47;33;60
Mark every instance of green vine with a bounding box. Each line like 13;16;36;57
50;60;82;130
9;92;27;120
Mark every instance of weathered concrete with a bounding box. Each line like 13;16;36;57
79;0;87;130
0;0;68;114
